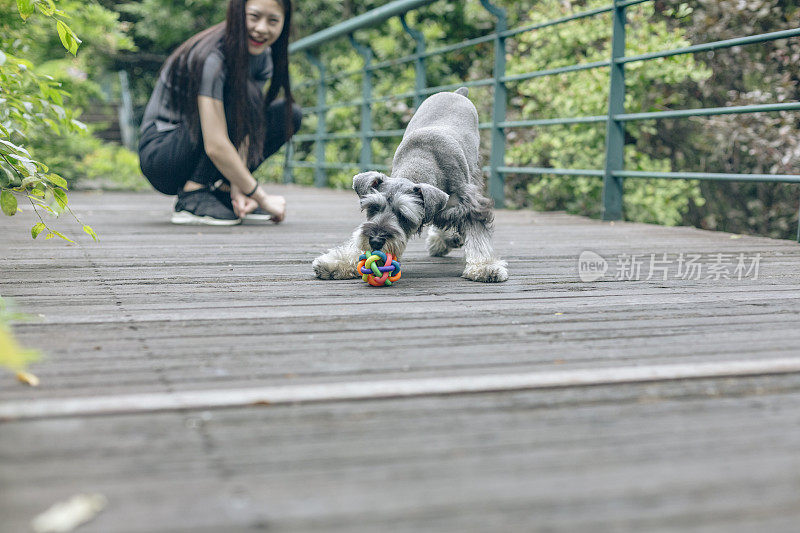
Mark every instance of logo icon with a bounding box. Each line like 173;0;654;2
578;251;607;282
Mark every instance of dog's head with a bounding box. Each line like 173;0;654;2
352;171;448;258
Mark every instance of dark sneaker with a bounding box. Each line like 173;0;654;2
171;188;242;225
211;188;272;222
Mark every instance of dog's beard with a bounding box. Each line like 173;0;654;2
355;229;408;260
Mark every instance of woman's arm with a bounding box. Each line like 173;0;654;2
197;96;285;221
198;95;257;192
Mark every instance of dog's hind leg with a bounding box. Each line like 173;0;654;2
426;226;464;257
312;232;361;280
462;221;508;282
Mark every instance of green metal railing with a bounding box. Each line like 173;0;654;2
286;0;800;241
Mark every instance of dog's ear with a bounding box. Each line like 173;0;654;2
352;171;387;198
414;183;449;223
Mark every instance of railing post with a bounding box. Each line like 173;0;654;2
796;197;800;243
350;35;374;172
602;1;627;220
480;0;508;208
305;51;327;187
117;70;136;151
400;14;426;109
282;141;294;184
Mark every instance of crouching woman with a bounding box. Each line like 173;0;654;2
139;0;300;225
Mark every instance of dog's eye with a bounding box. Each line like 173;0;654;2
366;205;381;217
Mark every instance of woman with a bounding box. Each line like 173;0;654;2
138;0;300;225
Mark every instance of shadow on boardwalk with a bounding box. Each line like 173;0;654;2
2;186;800;532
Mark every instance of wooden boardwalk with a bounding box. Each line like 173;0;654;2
2;186;800;532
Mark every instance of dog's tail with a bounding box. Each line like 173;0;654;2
455;87;469;97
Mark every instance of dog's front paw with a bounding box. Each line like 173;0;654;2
426;231;451;257
312;253;359;280
463;259;508;283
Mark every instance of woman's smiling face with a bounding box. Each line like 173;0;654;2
245;0;284;55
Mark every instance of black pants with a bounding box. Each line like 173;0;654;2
138;100;302;196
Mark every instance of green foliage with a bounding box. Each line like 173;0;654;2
503;0;711;226
78;142;147;191
672;0;800;238
0;298;40;372
119;0;225;51
1;0;88;241
0;0;137;241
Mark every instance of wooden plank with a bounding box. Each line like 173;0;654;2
2;188;800;531
3;357;800;420
1;376;799;532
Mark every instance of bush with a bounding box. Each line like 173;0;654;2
77;143;148;191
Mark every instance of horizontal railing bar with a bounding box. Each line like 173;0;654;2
366;79;495;106
290;161;391;171
290;162;358;170
367;90;420;105
417;33;496;58
614;102;800;121
371;129;406;137
616;0;653;7
418;79;494;95
368;34;497;72
290;1;653;73
293;132;358;141
289;0;436;53
326;67;369;83
301;101;364;115
297;117;606;137
293;130;406;142
368;54;418;71
485;166;606;177
619;27;800;64
502;60;610;83
498;1;653;39
614;170;800;183
472;166;800;183
498;116;608;128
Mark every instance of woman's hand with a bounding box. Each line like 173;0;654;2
230;184;259;219
251;186;286;223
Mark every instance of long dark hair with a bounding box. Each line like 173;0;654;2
164;0;294;167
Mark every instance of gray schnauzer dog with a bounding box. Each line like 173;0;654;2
312;87;508;283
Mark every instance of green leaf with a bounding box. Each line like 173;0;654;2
51;230;75;243
52;187;68;209
16;0;34;20
38;0;56;16
1;190;18;216
83;225;98;242
21;177;40;189
56;20;81;56
45;174;68;189
0;140;30;157
31;223;46;239
45;233;54;240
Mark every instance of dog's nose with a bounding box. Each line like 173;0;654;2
369;237;385;251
